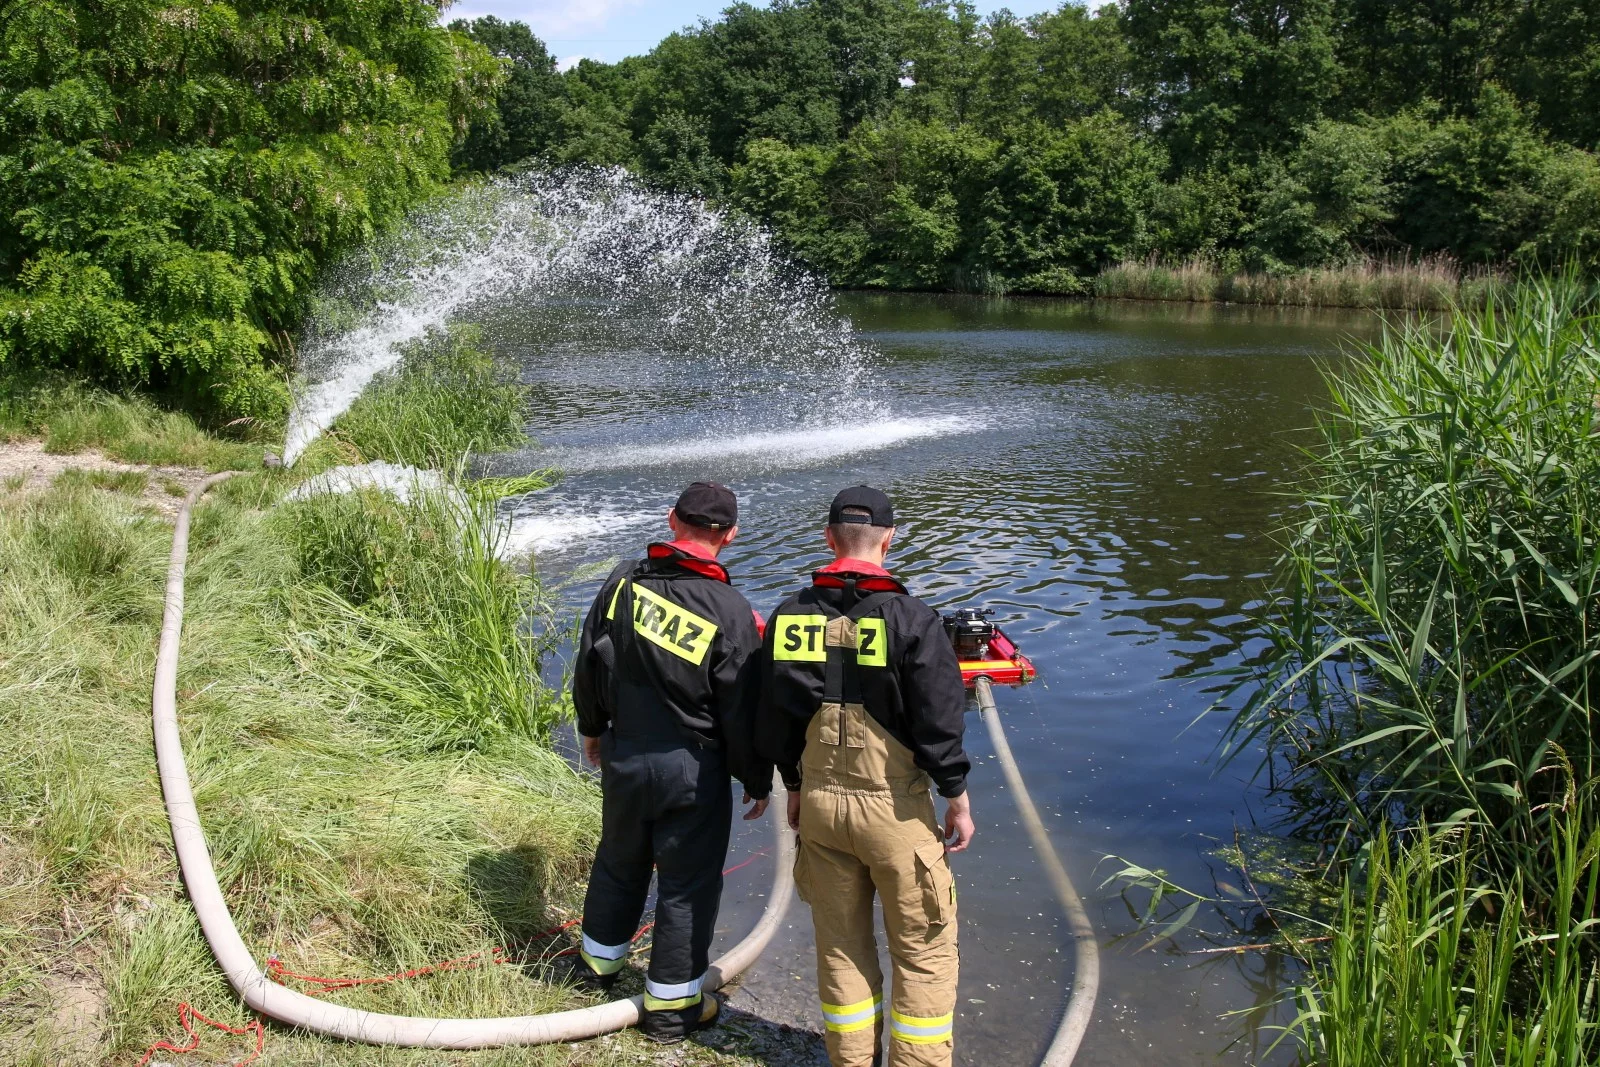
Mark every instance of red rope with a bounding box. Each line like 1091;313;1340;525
138;848;767;1062
137;1003;264;1067
266;946;516;994
721;848;769;877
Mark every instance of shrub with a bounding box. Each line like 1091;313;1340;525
0;0;501;416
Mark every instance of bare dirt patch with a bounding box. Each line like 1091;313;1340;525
0;440;212;515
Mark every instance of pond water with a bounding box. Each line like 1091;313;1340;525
488;293;1378;1066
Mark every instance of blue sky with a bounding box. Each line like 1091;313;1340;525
442;1;1060;67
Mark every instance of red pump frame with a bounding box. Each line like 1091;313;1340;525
958;626;1037;689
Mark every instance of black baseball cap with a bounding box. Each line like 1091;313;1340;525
829;485;895;527
674;481;738;529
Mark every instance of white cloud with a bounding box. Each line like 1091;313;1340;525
555;55;586;72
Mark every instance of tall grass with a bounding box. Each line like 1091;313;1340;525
0;475;603;1064
0;374;263;470
1287;817;1600;1066
1095;255;1511;310
282;487;563;748
331;325;533;468
1228;281;1599;899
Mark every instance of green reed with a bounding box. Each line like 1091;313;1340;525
1095;255;1512;310
1286;815;1600;1066
1226;279;1599;903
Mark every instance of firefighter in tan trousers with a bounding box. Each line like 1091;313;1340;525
757;486;974;1067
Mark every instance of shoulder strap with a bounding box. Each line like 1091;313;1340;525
844;590;901;622
822;591;905;706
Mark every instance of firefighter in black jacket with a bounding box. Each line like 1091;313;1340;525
757;486;973;1067
572;481;773;1042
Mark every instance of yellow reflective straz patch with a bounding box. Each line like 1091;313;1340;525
772;614;828;662
629;584;718;666
855;617;888;666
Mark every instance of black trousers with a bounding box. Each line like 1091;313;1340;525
581;733;733;998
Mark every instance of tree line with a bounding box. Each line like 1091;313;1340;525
455;0;1600;294
4;1;1598;411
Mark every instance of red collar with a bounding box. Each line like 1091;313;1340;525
812;557;905;594
665;539;717;561
646;541;730;583
817;557;891;577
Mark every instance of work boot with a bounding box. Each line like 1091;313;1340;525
638;991;721;1043
559;953;620;995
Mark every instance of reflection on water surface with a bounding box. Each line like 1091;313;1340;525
491;294;1376;1065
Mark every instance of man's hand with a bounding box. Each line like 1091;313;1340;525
742;792;769;821
786;790;802;832
582;735;602;767
943;792;974;854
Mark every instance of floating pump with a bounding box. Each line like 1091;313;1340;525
945;607;1038;689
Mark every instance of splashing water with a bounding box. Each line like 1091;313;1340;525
284;168;878;465
552;416;978;474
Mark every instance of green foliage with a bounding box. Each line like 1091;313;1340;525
1286;820;1600;1066
449;0;1600;295
0;0;500;415
330;325;532;469
1227;281;1599;900
1122;0;1340;168
449;16;564;174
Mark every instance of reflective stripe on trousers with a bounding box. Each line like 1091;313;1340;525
643;973;705;1013
795;616;959;1067
579;931;630;977
821;993;884;1034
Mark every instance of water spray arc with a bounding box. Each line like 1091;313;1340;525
152;475;794;1049
283;169;878;466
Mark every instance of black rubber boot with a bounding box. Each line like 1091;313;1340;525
560;954;620;995
638;992;722;1043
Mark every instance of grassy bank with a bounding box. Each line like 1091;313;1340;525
1224;282;1600;1060
1094;256;1512;310
0;468;604;1065
0;352;798;1064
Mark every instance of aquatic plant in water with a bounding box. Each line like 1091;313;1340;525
1228;279;1599;902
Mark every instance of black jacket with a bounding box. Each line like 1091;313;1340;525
574;542;772;799
757;565;970;798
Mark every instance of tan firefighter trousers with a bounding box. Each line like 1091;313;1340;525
794;616;959;1067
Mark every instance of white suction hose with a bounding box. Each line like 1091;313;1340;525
975;677;1099;1067
154;473;794;1047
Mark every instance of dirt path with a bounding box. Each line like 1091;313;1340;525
0;440;214;515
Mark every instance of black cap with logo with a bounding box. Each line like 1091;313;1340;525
674;481;738;530
828;485;895;527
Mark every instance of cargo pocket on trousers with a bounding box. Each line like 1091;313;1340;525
913;840;953;927
793;846;813;905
